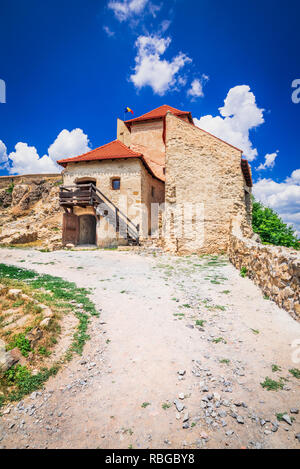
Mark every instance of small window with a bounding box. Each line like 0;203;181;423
151;186;155;197
111;178;120;190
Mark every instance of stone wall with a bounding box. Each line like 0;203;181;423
229;220;300;320
117;119;166;180
0;173;60;189
164;112;252;254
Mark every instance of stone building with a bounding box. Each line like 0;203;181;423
57;105;253;253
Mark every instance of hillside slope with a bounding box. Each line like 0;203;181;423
0;174;62;250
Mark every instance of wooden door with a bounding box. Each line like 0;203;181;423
62;213;79;245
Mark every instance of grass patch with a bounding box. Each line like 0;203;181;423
260;377;285;391
162;402;172;410
272;364;281;373
289;368;300;379
2;364;59;404
0;263;98;407
240;267;248;278
141;402;151;408
219;358;230;365
251;328;260;335
195;319;205;327
212;337;226;344
7;333;31;357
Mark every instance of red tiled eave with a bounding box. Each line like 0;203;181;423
125;104;193;125
57;139;164;182
241;159;253;187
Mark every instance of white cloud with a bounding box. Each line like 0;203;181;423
256;151;279;171
187;75;209;99
286;168;300;184
8;143;58;175
108;0;155;22
103;25;115;37
5;128;91;175
194;85;265;160
0;140;8;168
187;79;204;98
253;171;300;235
130;35;191;95
48;128;90;163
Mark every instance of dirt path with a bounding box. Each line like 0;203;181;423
0;248;299;449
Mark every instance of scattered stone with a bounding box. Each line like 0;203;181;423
282;414;292;426
290;408;299;414
237;416;244;424
225;430;234;436
25;328;43;347
178;393;185;400
182;422;189;429
271;422;279;433
8;289;22;297
40;317;51;328
174;399;184;412
295;434;300;442
178;370;186;376
183;412;189;422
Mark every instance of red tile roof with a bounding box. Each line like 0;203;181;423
57;139;164;182
125;104;193;125
241;159;253;187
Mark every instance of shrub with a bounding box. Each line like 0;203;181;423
252;199;299;249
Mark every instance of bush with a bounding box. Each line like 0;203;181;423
252;199;299;249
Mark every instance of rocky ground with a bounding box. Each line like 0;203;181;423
0;247;299;449
0;176;62;249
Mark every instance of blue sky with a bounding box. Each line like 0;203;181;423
0;0;299;232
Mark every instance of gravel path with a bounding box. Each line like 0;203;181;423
0;247;299;449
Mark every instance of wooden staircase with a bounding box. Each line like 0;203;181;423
59;183;139;245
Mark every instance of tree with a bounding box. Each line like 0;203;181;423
252;198;299;250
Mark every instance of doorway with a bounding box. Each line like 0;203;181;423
79;215;96;245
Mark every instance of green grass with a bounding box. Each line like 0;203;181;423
272;364;282;373
240;267;248;278
2;364;59;404
0;263;98;407
38;346;51;357
276;412;288;421
219;358;230;365
212;337;226;344
8;333;31;357
214;305;226;311
260;377;285;391
162;402;172;410
141;402;151;408
289;368;300;379
12;299;25;307
251;328;260;335
221;290;230;294
195;319;205;327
